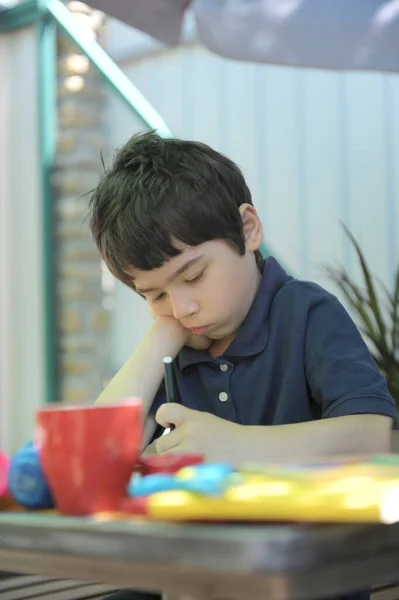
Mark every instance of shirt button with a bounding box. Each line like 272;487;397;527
219;364;229;372
219;392;228;402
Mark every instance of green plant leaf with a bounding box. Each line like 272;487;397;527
341;223;390;355
391;269;399;354
326;233;399;409
326;266;378;341
376;271;399;356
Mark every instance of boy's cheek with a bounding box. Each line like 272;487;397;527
150;305;171;320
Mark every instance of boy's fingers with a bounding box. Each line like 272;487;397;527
155;403;191;428
155;429;182;454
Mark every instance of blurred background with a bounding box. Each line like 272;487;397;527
0;0;398;454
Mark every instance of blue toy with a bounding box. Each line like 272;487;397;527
8;441;54;509
128;463;234;497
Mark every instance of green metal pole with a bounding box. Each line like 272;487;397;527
37;10;58;403
0;0;38;33
44;0;173;138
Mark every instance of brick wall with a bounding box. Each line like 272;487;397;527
53;2;111;404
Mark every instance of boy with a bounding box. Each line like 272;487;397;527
89;132;394;600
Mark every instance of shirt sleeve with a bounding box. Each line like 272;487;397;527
304;290;396;419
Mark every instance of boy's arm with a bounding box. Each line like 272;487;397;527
154;405;392;463
237;413;392;462
95;316;186;415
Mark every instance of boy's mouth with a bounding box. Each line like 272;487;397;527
188;325;211;336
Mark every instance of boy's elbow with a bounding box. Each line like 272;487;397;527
356;414;393;453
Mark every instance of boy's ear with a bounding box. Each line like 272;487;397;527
239;204;263;252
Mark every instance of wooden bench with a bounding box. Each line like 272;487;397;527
372;584;399;600
0;574;121;599
0;573;399;600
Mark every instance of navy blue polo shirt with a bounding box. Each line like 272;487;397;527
151;256;395;426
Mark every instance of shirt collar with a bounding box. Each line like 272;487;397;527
177;256;291;371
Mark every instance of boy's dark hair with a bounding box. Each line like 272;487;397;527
89;132;264;287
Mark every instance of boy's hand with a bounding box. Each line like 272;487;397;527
154;403;241;462
157;315;212;351
142;439;159;456
156;315;213;350
155;315;213;350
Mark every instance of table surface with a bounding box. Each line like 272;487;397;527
0;512;398;600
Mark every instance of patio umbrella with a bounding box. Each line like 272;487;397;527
88;0;399;72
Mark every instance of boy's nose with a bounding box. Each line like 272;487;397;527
171;297;198;321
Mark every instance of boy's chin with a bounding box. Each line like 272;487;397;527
185;332;213;350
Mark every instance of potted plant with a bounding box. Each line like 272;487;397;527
327;224;399;436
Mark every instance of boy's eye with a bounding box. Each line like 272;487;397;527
149;269;205;302
152;292;166;302
186;270;205;284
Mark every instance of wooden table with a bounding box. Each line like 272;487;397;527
0;513;398;600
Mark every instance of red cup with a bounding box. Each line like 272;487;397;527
35;400;142;516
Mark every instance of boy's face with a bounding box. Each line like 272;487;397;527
128;205;263;344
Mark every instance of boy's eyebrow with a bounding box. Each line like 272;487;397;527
134;255;205;294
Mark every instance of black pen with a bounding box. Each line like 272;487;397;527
163;356;176;430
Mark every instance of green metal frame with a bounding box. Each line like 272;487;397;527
45;0;173;136
0;0;37;32
0;0;272;404
38;8;58;406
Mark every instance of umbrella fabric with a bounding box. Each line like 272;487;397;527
194;0;399;72
88;0;189;45
88;0;399;72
